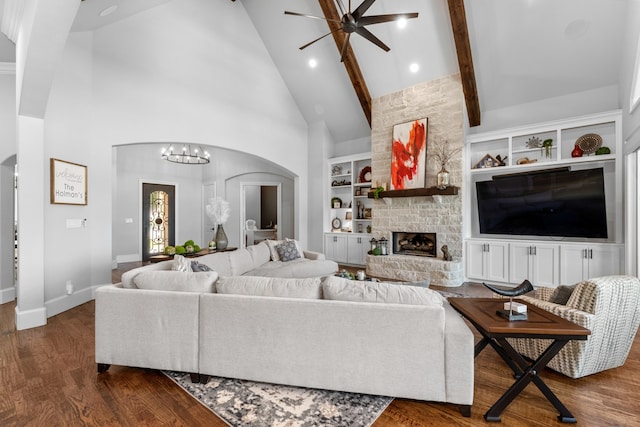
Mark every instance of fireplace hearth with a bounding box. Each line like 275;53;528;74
392;232;437;257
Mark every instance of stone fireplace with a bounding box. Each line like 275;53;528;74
393;232;437;257
365;75;465;287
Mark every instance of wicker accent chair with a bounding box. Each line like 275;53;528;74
508;275;640;379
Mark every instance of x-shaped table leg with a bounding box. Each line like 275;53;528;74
476;336;577;423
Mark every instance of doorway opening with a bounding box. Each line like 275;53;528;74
142;183;175;260
241;183;281;247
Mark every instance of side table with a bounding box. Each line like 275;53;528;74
148;247;237;263
449;297;590;423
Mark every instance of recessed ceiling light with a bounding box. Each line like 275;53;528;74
99;5;118;17
409;63;419;73
308;58;318;68
397;18;408;29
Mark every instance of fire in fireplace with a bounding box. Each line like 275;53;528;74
392;232;437;257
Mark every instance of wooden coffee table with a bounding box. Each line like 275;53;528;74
449;297;590;423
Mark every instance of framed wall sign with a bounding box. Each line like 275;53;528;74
50;158;88;205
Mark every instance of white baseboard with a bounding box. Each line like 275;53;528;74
15;305;47;330
116;254;140;264
46;285;97;318
0;286;16;304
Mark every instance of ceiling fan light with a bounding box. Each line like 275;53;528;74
308;58;318;68
397;18;408;29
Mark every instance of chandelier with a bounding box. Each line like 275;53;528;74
161;144;210;164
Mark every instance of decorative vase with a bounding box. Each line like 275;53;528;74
436;165;450;190
571;144;583;158
215;224;228;250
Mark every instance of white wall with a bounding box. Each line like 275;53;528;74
621;0;640;151
308;121;333;253
0;73;16;301
468;84;620;136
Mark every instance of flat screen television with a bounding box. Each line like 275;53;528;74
476;167;608;238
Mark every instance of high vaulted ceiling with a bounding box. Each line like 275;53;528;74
0;0;631;143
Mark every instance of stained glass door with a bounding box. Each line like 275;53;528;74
142;183;175;260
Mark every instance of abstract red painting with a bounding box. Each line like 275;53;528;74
390;118;428;190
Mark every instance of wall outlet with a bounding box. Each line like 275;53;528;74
66;280;74;295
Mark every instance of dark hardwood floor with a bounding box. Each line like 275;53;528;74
0;263;637;426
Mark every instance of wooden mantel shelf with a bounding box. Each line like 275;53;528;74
367;186;459;199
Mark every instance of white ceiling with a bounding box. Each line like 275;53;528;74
0;0;631;142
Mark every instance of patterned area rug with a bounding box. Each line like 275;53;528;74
164;371;393;427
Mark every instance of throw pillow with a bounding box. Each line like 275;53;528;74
549;284;577;305
266;239;284;262
215;276;322;299
322;275;443;306
276;240;301;262
285;238;304;258
171;254;192;272
191;261;213;272
133;271;218;293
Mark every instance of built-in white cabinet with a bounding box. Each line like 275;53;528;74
347;235;370;265
324;234;348;264
324;233;369;266
324;153;372;266
464;111;624;285
466;240;509;283
467;239;623;286
509;243;559;287
560;244;624;284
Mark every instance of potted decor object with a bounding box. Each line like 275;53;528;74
432;138;462;189
205;197;230;250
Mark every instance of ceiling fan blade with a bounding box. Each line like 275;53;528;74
284;11;340;23
354;26;390;52
358;12;418;27
299;28;342;50
352;0;377;20
340;33;351;62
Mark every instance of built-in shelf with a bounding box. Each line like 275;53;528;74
367;186;459;199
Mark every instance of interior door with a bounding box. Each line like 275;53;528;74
142;183;175;260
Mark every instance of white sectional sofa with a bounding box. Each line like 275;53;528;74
119;241;338;286
96;243;475;415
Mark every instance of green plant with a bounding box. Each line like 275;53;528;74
175;245;186;255
542;139;553;158
372;186;385;199
184;240;195;247
164;246;176;255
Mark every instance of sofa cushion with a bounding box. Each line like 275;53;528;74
246;242;271;267
228;249;256;275
322;275;443;306
549;284;577;305
276;240;301;262
215;276;323;299
171;255;192;272
245;258;338;278
132;271;218;293
120;260;172;288
196;252;233;276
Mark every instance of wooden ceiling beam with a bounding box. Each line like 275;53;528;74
317;0;372;127
447;0;481;127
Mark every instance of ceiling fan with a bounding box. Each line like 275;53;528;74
285;0;418;62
